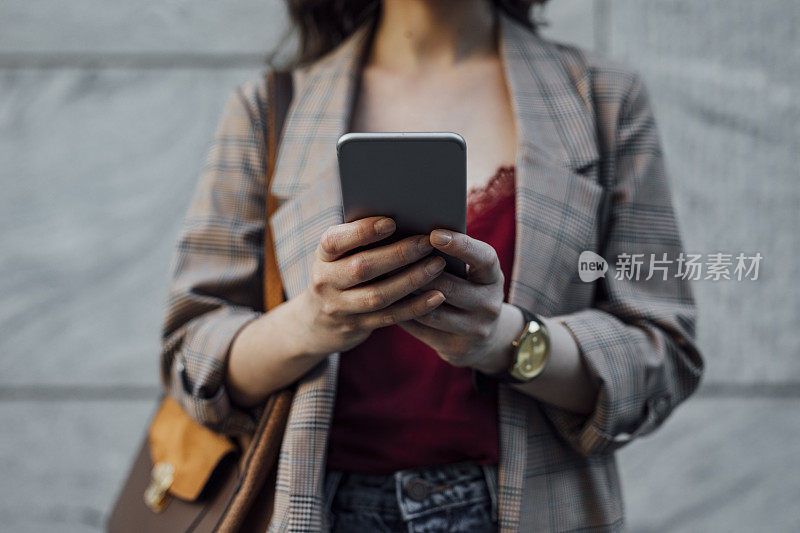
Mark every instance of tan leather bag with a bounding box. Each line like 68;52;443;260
108;70;294;533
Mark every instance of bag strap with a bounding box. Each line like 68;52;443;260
218;70;295;532
262;70;293;311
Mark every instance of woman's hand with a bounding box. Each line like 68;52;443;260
397;229;523;374
296;216;448;357
228;216;446;407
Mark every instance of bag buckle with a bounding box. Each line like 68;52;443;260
144;462;174;513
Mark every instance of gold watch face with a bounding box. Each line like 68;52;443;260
511;321;549;380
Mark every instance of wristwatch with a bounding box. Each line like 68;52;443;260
472;305;550;392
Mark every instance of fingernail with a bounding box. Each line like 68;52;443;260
430;230;452;246
426;291;445;306
425;256;446;276
374;217;395;235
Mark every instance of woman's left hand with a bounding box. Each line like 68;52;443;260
397;228;521;373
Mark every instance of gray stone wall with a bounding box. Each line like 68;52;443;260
1;1;798;531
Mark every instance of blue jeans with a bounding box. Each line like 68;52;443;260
323;460;499;533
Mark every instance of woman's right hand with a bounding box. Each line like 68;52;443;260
296;216;447;357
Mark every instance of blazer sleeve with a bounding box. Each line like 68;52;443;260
159;82;268;436
540;73;704;456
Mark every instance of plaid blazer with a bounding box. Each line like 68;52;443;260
160;13;703;532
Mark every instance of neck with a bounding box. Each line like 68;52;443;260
371;0;498;72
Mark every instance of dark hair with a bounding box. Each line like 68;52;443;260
275;0;548;67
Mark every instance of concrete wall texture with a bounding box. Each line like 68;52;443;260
1;1;798;531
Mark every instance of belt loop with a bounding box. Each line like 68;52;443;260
480;464;499;522
393;469;412;522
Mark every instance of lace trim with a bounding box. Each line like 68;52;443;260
467;165;516;216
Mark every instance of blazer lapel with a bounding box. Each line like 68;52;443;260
499;14;602;317
269;23;374;300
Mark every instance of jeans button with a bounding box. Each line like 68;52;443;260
405;477;431;502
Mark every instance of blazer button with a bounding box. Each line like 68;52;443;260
405;477;431;502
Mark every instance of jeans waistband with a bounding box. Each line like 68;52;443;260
323;460;498;523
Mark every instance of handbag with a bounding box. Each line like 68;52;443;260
108;69;294;533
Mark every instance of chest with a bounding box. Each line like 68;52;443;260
349;59;517;189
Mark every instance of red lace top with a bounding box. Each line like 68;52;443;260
326;166;517;473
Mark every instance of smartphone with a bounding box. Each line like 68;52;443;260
337;132;467;278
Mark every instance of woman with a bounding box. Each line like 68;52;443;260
161;0;704;531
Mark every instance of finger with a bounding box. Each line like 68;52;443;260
429;230;502;284
332;235;434;289
342;255;446;312
356;290;445;330
410;303;474;335
396;318;455;347
417;271;483;310
317;216;396;262
399;320;471;367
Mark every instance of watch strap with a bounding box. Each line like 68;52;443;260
471;305;539;394
514;305;538;331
